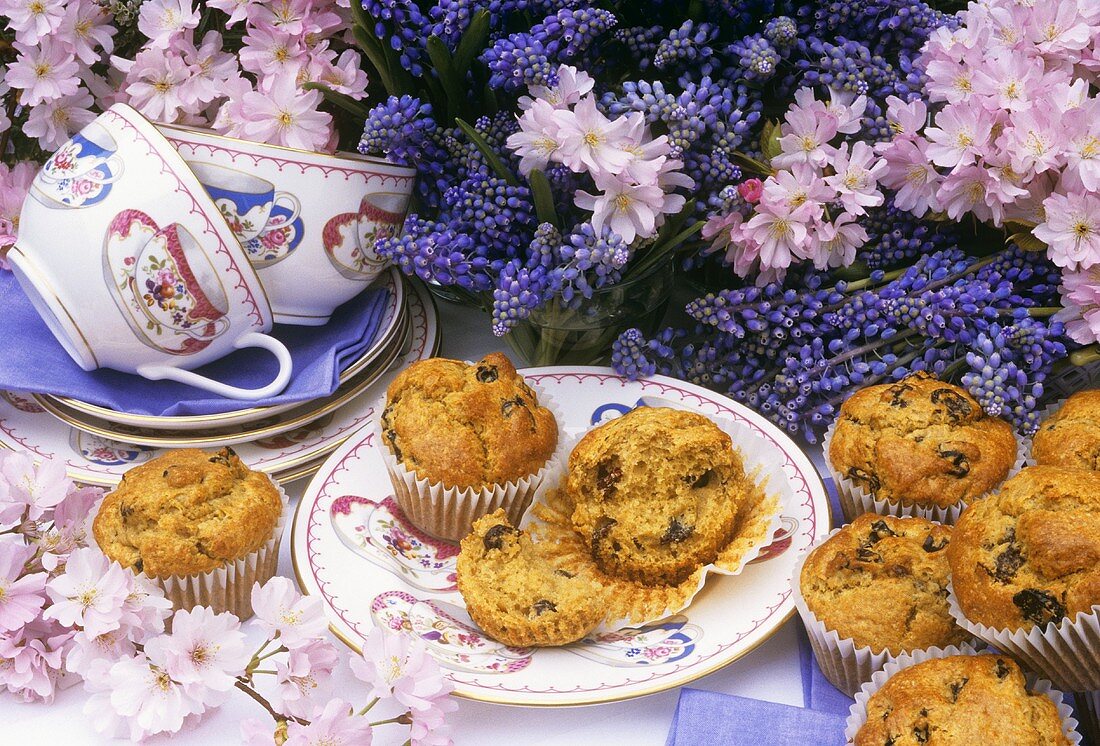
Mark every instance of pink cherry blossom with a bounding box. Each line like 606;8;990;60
241;717;282;745
251;576;329;648
824;89;867;135
117;573;172;640
240;72;333;151
1058;266;1100;344
938;164;1006;224
574;171;667;244
971;53;1046;112
1035;192;1100;270
6;38;80;107
284;699;373;746
883;95;928;140
23;89;98;151
0;542;46;633
313;49;370;99
0;161;35;247
240;22;308;78
58;0;117;64
773;103;839;170
526;64;595;109
249;0;314;36
737;178;764;203
65;627;137;678
120;47;194;122
923;102;995;170
742;201;811;272
137;0;199;50
144;606;248;704
351;628;455;715
44;548;132;637
552;95;634;176
701;210;747;267
1027;2;1092;56
1002;109;1064;179
35;483;98;571
761;166;833;221
88;651;202;740
508;98;562;176
924;52;978;105
825;141;886;216
815;214;869;270
1061;104;1100;191
0;0;65;46
878;137;942;217
1;451;70;521
211;76;256;138
181;30;241;108
270;639;340;719
0;617;70;702
205;0;259;26
654;157;692;217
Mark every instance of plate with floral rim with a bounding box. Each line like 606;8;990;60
0;278;439;487
47;267;405;431
291;368;830;707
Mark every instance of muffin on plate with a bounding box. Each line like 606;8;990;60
456;510;606;647
796;513;968;695
93;447;285;618
852;654;1072;746
378;352;561;542
827;372;1018;521
566;407;747;586
1032;390;1100;470
946;465;1100;692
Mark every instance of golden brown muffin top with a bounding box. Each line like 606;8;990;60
1033;390;1100;470
947;465;1100;631
567;407;746;587
800;514;967;654
855;655;1070;746
92;448;283;578
829;372;1017;508
381;353;558;488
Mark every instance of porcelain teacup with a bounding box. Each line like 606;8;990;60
190;162;302;244
158;123;416;326
31;121;124;209
10;104;293;401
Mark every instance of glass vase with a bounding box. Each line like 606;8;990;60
504;263;675;367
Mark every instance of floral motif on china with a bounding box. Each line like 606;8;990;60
569;616;701;667
748;515;798;564
219;203;255;237
46;141;81;176
331;495;459;593
1;391;45;414
139;252;195;331
71;431;154;466
369;591;533;674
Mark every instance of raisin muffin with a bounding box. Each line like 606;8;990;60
1032;390;1100;470
456;510;606;647
828;372;1017;514
93;447;283;578
566;407;747;586
853;655;1071;746
947;466;1100;632
380;353;557;489
800;514;967;655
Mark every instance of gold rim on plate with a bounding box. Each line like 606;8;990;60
49;267;406;430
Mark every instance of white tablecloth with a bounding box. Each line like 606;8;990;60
4;299;810;745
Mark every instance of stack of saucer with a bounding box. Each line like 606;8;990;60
0;275;439;487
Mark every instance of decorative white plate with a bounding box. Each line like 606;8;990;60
0;279;439;486
48;267;405;431
292;369;830;706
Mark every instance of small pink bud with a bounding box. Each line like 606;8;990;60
738;178;764;204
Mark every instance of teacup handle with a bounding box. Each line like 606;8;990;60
78;156;125;185
135;332;294;401
271;191;301;226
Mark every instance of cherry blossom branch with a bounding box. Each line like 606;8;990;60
234;677;309;727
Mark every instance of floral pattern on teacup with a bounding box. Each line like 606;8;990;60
569;616;701;667
69;430;155;467
241;205;304;267
33;136;119;209
370;591;533;674
1;391;45;414
747;515;798;564
333;495;459;593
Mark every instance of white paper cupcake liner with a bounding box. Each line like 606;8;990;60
822;417;1026;525
375;380;567;543
947;581;1100;693
791;526;974;698
844;645;1081;744
523;415;784;630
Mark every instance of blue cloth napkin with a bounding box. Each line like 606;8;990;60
0;269;390;416
665;687;848;746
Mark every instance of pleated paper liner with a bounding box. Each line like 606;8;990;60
947;581;1100;693
844;645;1081;744
822;417;1027;525
790;526;975;698
89;476;289;622
524;417;784;630
375;381;568;544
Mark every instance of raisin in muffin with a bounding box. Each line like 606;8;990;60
947;465;1100;632
566;407;746;587
380;353;557;489
93;447;283;578
829;372;1017;511
853;654;1071;746
1032;391;1100;470
456;510;606;647
800;514;967;655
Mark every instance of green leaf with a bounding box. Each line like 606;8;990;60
426;36;464;122
1004;219;1038;232
304;83;373;119
454;10;491;78
455;118;519;186
923;210;951;222
761;119;783;163
1009;230;1047;252
527;169;559;228
353;25;395;95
